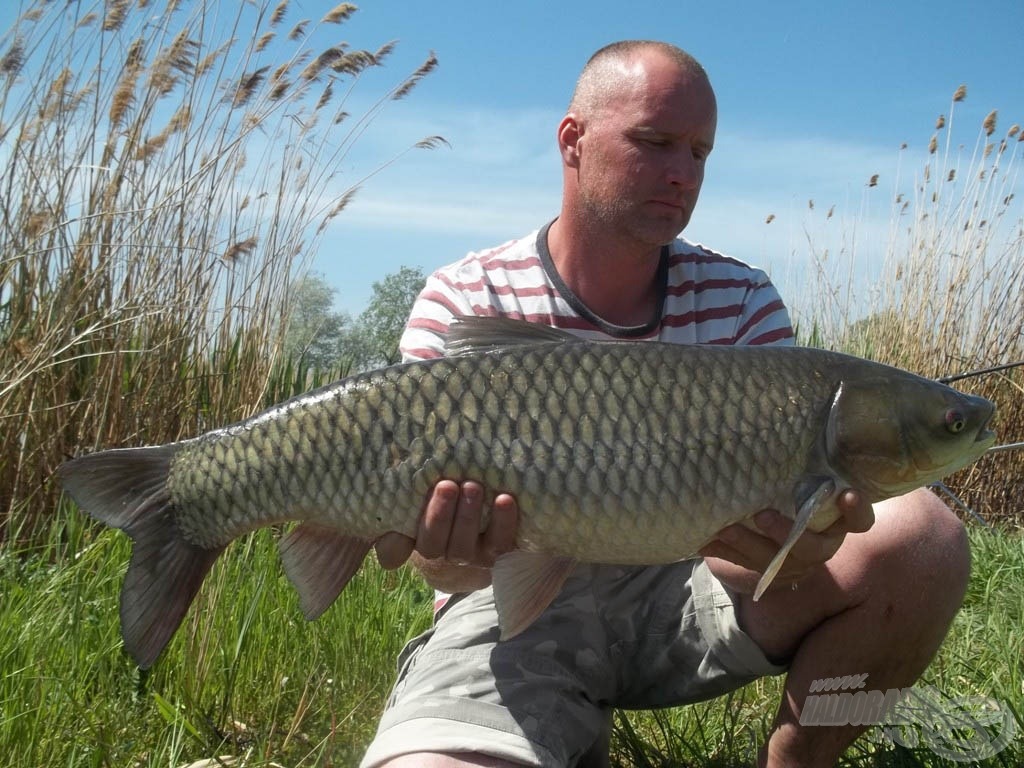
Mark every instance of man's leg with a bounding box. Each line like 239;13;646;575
375;724;611;768
361;564;624;768
366;556;749;768
737;488;971;768
377;755;521;767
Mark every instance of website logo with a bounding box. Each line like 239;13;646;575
800;676;1016;762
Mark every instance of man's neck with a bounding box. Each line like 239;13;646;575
547;217;665;327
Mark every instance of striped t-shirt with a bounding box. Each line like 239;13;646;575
400;220;795;362
399;221;795;612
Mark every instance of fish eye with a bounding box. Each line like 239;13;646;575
945;410;966;434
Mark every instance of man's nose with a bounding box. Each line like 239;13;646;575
666;148;701;189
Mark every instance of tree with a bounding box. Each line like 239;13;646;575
350;266;426;369
281;274;351;370
280;267;426;374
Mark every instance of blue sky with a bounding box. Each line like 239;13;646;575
2;0;1019;320
316;0;1023;320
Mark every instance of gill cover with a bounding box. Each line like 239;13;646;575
825;380;908;498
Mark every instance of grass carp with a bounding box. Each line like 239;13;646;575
57;317;997;669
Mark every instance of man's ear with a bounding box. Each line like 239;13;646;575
557;114;583;168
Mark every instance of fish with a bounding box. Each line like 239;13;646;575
57;316;997;669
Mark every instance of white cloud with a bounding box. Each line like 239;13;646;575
327;102;563;241
344;192;559;237
316;101;1023;320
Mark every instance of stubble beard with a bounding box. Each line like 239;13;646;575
578;191;687;249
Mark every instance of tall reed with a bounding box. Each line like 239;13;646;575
0;0;441;544
793;87;1023;526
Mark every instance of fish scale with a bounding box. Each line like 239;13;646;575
178;343;833;556
57;316;996;669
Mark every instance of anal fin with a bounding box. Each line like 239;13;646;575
279;523;372;620
491;551;577;640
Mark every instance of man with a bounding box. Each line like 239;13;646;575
362;41;970;768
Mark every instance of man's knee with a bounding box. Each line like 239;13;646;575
867;488;970;597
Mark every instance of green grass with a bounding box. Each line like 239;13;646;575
611;525;1024;768
1;512;1020;767
0;502;433;767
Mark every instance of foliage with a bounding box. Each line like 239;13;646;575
0;503;434;767
348;265;427;369
281;274;352;371
278;266;426;373
0;515;1019;766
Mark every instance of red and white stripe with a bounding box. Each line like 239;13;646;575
401;228;794;363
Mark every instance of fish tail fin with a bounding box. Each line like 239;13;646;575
58;446;223;669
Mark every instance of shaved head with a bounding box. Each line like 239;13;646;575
568;41;709;118
552;40;718;252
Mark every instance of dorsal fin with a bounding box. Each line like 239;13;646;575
445;316;581;356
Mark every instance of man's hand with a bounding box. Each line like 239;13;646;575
373;480;519;593
699;489;875;595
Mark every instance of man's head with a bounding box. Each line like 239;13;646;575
568;41;708;118
558;41;717;249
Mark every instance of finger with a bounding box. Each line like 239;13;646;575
481;492;519;564
712;523;783;571
753;509;845;566
445;481;484;564
416;480;460;559
750;509;792;544
701;539;806;587
374;531;415;570
836;489;875;533
788;529;845;566
699;539;763;573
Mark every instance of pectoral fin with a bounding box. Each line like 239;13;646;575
491;551;577;640
753;479;838;601
279;523;372;620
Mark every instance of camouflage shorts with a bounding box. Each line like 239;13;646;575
360;559;787;767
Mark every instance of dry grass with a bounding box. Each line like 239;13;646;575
0;0;441;544
792;86;1024;527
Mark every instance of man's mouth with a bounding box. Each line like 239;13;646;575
649;200;685;212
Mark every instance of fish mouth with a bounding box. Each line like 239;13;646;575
974;407;997;445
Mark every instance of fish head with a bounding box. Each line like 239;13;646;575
825;375;996;500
